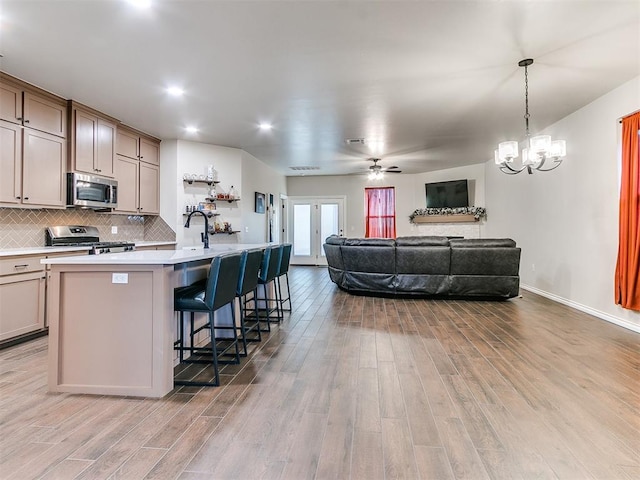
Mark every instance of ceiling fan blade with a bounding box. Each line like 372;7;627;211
386;166;400;170
387;169;402;173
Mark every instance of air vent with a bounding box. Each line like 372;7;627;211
289;166;321;171
345;138;365;145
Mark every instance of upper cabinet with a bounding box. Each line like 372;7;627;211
68;101;117;177
0;79;66;138
0;75;67;209
117;126;160;165
114;126;161;215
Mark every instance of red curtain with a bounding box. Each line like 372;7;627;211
365;187;396;238
615;112;640;310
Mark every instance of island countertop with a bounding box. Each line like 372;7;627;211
41;243;270;266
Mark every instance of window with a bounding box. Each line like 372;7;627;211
365;187;396;238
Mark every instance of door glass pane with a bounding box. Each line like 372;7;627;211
293;204;311;256
320;203;339;257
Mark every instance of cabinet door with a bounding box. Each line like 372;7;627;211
139;162;159;214
0;82;23;125
139;137;159;165
73;109;97;174
22;129;66;207
0;120;22;204
0;271;45;342
23;92;66;137
96;118;116;177
116;128;139;159
114;155;139;214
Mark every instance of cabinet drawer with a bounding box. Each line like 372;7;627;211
0;256;45;276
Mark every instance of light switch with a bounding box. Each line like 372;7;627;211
112;273;128;284
111;226;118;234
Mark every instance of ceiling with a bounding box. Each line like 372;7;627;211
1;1;638;176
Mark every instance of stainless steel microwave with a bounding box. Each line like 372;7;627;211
66;172;118;209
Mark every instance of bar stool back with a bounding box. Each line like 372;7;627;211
236;248;264;355
276;243;293;312
174;252;242;387
257;245;284;324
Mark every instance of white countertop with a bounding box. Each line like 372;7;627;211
42;243;271;266
0;241;176;258
0;246;92;257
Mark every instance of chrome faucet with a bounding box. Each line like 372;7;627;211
184;210;210;249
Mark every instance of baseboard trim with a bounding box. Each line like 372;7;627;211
520;284;640;334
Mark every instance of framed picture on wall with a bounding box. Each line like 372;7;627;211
255;192;266;214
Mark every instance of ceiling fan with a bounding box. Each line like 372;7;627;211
367;158;402;179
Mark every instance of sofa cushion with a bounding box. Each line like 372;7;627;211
450;247;521;276
325;235;346;245
344;238;396;247
396;236;450;246
396;246;450;274
449;238;516;248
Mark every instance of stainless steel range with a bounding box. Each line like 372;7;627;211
46;225;135;255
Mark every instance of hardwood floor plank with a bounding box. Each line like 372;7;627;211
351;429;384;480
108;447;167;480
355;367;381;433
381;417;420;479
377;361;406;419
397;372;441;447
414;446;456;480
143;416;222;480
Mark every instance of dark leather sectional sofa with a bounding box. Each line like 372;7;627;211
323;236;521;298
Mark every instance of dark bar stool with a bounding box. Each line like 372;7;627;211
276;243;293;313
174;252;242;387
236;248;264;356
257;245;284;326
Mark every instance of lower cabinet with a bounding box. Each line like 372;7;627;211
114;155;159;215
0;259;46;342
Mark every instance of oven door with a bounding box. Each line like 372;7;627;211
67;173;118;209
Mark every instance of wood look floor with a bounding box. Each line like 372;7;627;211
1;266;639;480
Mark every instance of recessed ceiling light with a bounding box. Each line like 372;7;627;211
126;0;152;8
185;126;198;134
259;123;273;131
166;86;185;97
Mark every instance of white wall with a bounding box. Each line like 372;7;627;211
241;151;288;244
484;76;640;332
286;163;486;238
159;140;286;247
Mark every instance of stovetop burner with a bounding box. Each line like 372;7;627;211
45;225;135;254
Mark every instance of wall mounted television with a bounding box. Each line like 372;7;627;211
425;179;469;208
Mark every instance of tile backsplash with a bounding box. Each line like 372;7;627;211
0;208;175;249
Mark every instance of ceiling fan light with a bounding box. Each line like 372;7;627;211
498;141;519;162
550;140;566;158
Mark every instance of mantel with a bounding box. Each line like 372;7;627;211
412;214;479;224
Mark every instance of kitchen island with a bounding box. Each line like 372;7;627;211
43;244;269;398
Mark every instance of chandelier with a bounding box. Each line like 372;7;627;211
495;59;566;175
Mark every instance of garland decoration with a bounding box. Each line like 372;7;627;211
409;206;487;223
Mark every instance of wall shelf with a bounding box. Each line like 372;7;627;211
183;179;220;186
208;230;239;235
205;197;240;203
182;212;220;218
412;214;479;224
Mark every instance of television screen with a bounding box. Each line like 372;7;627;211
425;180;469;208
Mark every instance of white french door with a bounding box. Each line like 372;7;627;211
289;197;345;265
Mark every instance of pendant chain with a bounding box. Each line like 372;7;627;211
524;64;530;138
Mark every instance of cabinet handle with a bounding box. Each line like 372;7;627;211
16;196;21;199
24;197;29;200
24;119;30;124
17;117;23;121
14;264;29;270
